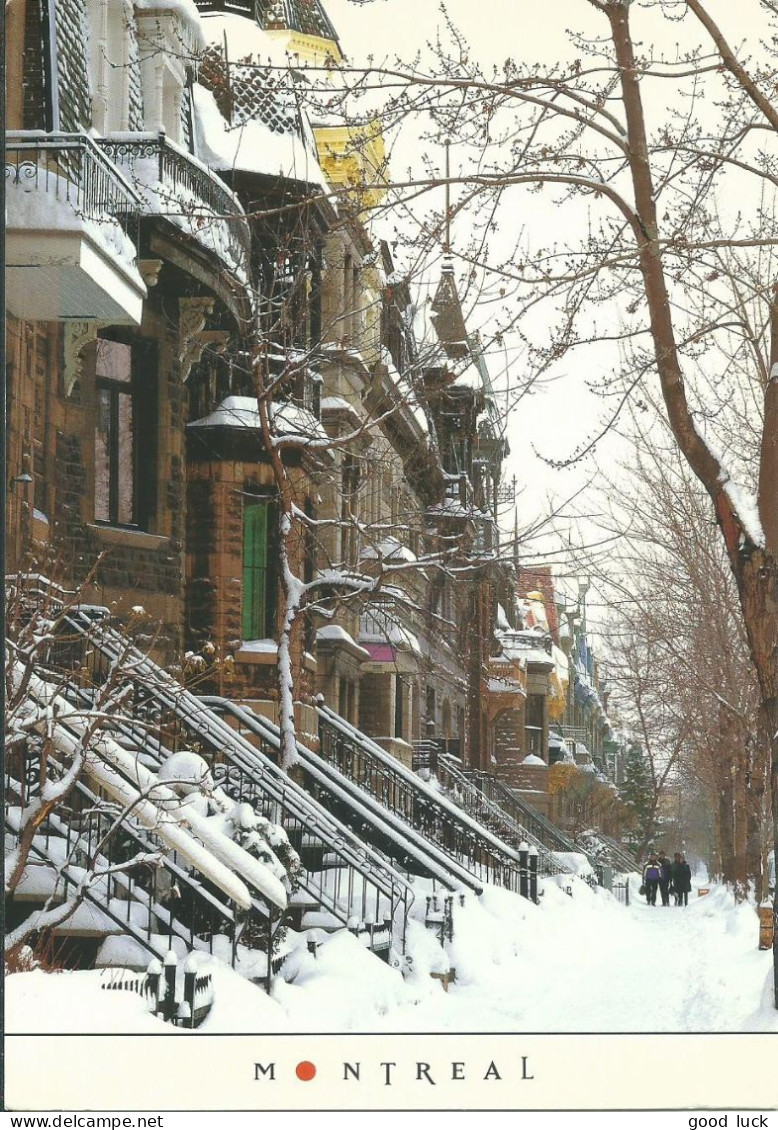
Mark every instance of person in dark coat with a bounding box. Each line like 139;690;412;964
657;850;672;906
642;855;662;905
670;852;683;905
671;852;692;906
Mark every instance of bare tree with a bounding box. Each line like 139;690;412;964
296;0;778;1002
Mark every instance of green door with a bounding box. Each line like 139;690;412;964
243;500;269;640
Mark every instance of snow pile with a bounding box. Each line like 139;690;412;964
192;82;327;190
7;880;777;1034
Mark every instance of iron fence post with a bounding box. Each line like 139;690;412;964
183;954;197;1029
529;846;538;903
163;949;177;1022
519;841;529;900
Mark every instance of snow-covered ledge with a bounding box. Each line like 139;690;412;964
88;524;169;552
234;639;278;666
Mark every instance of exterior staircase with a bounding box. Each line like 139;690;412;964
11;587;415;972
461;768;603;878
314;703;587;888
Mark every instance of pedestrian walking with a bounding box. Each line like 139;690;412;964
670;852;683;905
642;854;662;906
658;850;672;906
671;853;692;906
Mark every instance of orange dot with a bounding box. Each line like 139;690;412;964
296;1061;316;1082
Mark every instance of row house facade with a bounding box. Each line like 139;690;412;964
5;0;511;770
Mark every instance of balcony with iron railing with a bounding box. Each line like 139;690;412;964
5;131;146;322
96;131;251;285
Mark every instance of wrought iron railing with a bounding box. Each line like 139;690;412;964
434;757;594;882
5;131;142;228
464;770;597;862
11;579;413;959
5;749;247;966
101;960;214;1029
96;131;251;274
597;834;639;873
205;698;481;895
317;703;524;894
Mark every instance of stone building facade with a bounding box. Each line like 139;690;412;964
5;0;513;772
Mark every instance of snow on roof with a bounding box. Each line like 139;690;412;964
135;0;205;46
200;11;295;65
187;394;328;442
192;83;328;190
315;625;369;659
359;608;422;656
450;360;484;392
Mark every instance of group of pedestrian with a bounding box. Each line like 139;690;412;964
641;850;692;907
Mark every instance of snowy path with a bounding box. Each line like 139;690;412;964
6;880;777;1034
351;880;778;1034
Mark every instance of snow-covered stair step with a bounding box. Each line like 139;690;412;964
96;933;188;971
51;901;127;938
10;862;69;903
287;892;324;930
299;909;344;931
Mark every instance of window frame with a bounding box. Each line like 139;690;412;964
242;493;278;641
93;333;157;530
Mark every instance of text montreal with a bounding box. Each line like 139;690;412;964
253;1058;534;1084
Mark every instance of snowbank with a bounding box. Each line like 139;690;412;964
7;881;776;1035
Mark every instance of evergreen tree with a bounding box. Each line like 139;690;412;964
619;743;654;857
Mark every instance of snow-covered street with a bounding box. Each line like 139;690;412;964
7;879;777;1035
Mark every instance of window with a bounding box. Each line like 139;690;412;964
340;453;360;564
394;674;404;739
94;336;156;527
243;497;277;640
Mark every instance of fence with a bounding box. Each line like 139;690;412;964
101;954;214;1028
6;132;141;228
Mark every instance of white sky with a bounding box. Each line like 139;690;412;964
322;0;773;619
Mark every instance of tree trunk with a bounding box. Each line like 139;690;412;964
718;774;735;886
608;0;778;1007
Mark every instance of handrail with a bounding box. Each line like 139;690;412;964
6;824;168;964
95;131;251;269
465;769;600;870
5;763;242;960
204;697;482;894
48;607;412;949
597;833;640;872
316;702;524;893
5;131;142;221
435;757;590;880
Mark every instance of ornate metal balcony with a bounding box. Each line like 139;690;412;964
96;131;251;283
5;131;142;221
5;131;146;322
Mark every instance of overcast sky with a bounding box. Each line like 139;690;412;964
321;1;772;615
